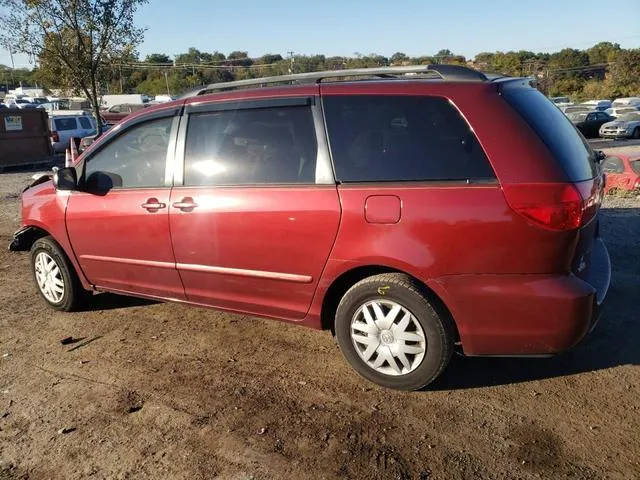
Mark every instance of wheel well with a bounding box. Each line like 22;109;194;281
10;226;50;252
320;266;460;343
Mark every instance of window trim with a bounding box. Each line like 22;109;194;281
78;107;180;191
174;96;335;187
185;96;313;114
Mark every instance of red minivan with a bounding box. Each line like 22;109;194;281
9;65;611;390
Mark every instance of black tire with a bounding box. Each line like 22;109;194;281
633;127;640;140
30;236;90;311
335;273;455;391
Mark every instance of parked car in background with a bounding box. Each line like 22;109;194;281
7;98;43;109
581;100;612;112
153;95;176;103
48;113;98;153
550;96;572;106
10;65;610;391
611;97;640;108
23;96;49;105
602;154;640;193
100;94;147;109
560;105;592;115
101;103;149;125
78;125;114;152
599;112;640;139
568;111;614;138
605;106;640;118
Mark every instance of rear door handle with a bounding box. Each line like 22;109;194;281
172;197;198;211
141;198;166;212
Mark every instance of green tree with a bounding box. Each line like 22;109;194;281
490;52;522;76
390;52;408;64
609;48;640;96
260;54;283;64
549;48;590;71
587;42;621;65
227;51;253;67
145;53;171;64
0;0;147;136
435;49;453;57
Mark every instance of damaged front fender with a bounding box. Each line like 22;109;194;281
8;226;46;252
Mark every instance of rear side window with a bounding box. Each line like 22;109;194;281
631;160;640;175
322;95;494;182
602;157;624;174
78;117;92;129
502;88;596;181
184;106;317;186
54;118;78;131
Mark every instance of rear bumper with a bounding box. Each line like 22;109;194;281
436;237;611;356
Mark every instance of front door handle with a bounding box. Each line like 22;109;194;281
172;197;198;211
141;198;166;212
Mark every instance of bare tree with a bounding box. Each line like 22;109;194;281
0;0;147;136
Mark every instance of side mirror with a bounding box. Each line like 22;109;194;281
84;171;123;195
594;150;606;163
52;167;77;191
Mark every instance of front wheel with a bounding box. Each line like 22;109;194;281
31;236;90;311
335;273;455;390
632;127;640;139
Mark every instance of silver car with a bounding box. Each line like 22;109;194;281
599;112;640;139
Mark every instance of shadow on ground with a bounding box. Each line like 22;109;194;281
87;292;159;311
432;207;640;390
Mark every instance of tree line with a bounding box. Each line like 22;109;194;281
3;42;639;101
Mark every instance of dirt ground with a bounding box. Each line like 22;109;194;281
0;151;639;479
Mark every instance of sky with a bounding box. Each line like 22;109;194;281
2;0;640;68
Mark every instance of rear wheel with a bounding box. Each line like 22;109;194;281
335;273;455;390
30;236;90;311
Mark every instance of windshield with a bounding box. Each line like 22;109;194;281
631;160;640;175
619;113;640;122
568;112;589;121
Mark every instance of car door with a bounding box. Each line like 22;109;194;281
66;109;186;299
594;112;610;136
169;96;341;320
584;113;598;137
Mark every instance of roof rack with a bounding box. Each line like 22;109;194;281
184;64;488;97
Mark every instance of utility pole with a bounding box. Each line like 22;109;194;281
287;51;295;74
164;71;170;96
8;45;15;88
119;64;123;93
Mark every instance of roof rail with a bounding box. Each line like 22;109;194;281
184;64;487;97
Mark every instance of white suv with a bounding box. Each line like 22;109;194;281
49;113;98;153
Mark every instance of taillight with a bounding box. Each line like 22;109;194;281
503;181;599;231
51;131;59;142
634;178;640;190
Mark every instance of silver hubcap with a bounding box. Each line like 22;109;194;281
34;252;65;303
351;299;426;376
